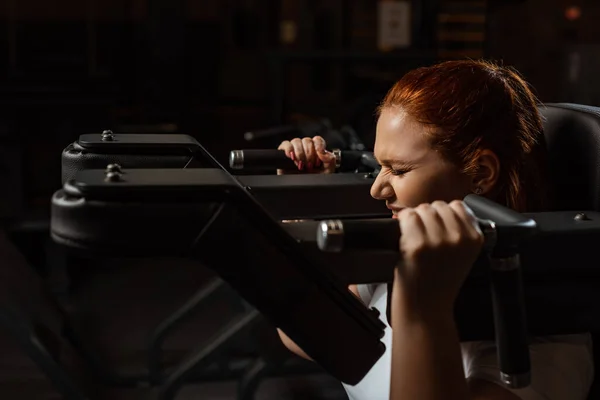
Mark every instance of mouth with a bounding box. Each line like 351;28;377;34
387;207;402;219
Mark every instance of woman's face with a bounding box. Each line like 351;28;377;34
371;108;473;218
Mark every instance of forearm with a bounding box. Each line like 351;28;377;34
390;271;470;400
276;328;312;360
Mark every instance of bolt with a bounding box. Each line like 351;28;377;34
574;212;590;221
101;130;114;141
105;163;122;173
105;171;122;182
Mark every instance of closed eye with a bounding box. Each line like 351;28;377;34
391;169;409;176
374;155;414;176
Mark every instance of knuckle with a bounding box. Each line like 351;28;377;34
449;199;464;207
313;136;326;148
449;199;465;210
446;232;462;245
417;203;437;218
472;230;485;245
416;203;432;213
431;200;447;209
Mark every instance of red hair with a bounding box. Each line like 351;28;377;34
379;59;549;212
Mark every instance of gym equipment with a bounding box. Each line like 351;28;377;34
52;166;387;387
52;162;600;391
57;132;387;398
312;208;600;325
228;148;379;174
61;133;387;219
52;166;600;391
62;122;360;185
289;196;600;389
61;131;216;184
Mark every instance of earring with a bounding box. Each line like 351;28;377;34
474;187;483;195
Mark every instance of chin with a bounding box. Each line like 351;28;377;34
392;214;398;219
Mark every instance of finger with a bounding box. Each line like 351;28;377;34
397;208;427;244
449;200;484;242
313;136;327;154
278;141;294;159
290;138;306;170
314;146;336;172
413;203;446;243
312;136;327;168
312;136;335;164
317;151;336;170
302;137;317;170
430;200;463;242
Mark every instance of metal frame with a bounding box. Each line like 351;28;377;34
147;278;226;384
51;166;388;390
159;309;262;400
0;305;88;400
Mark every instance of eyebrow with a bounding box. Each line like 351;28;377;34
373;155;415;168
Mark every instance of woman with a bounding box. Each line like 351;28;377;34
276;60;594;400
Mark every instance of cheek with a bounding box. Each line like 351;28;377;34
391;171;470;206
389;176;435;207
426;170;472;201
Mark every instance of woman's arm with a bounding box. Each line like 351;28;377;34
276;329;312;360
389;202;520;400
389;268;470;400
389;285;521;400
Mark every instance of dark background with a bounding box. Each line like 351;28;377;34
0;0;598;218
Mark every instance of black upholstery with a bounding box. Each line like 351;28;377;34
541;103;600;211
540;103;600;399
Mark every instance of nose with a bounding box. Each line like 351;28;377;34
370;173;394;200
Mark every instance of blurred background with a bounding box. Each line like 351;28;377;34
0;0;599;399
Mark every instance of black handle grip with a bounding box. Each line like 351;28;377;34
490;260;531;388
316;218;496;253
316;219;399;253
464;194;537;253
360;153;380;171
229;149;377;172
229;149;295;170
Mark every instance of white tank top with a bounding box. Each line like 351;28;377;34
342;284;594;400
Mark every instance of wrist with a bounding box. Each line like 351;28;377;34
393;294;455;326
392;271;455;323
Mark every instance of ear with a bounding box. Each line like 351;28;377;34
472;149;500;194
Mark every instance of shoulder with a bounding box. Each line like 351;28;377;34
462;334;594;400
